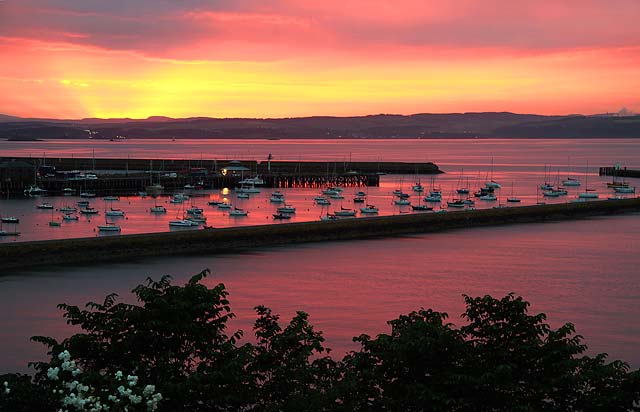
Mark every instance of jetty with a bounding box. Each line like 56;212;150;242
1;198;638;271
599;166;640;178
0;157;442;196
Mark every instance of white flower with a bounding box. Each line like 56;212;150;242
142;384;155;397
4;388;9;395
47;367;60;380
115;371;123;380
72;368;81;377
129;394;142;404
127;375;138;387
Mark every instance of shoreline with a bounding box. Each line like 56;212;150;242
2;198;639;271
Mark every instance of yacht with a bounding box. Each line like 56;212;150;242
62;214;78;221
562;177;581;187
424;194;442;202
36;203;54;209
276;205;296;214
360;205;379;214
62;188;75;195
80;207;99;214
614;186;635;194
169;219;198;227
105;209;125;217
218;202;232;209
0;217;19;224
97;223;121;232
479;194;497;201
353;196;365;203
229;207;248;216
446;200;466;208
24;185;47;196
103;196;120;201
394;199;411;206
150;205;167;213
578;192;599;199
273;213;291;220
320;213;339;221
315;198;331;206
59;206;77;213
334;208;357;217
240;176;265;185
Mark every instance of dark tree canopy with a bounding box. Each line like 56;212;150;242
1;270;638;412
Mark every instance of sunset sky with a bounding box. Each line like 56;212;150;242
1;0;639;119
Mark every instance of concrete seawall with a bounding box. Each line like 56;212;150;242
1;198;639;271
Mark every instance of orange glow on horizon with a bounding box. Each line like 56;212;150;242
0;1;639;118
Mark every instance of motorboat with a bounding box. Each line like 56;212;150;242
37;203;54;209
479;194;497;201
273;213;291;220
150;206;167;213
62;214;78;221
0;217;19;224
360;205;379;214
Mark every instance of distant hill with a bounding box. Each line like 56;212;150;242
0;112;638;139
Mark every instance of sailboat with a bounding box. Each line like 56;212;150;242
98;202;121;231
485;158;501;188
562;157;581;186
456;170;470;194
49;207;61;227
506;182;521;203
578;162;598;199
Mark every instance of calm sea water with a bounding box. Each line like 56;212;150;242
0;138;639;373
1;214;638;373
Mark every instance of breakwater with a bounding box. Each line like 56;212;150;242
0;157;442;195
1;198;638;271
599;167;640;178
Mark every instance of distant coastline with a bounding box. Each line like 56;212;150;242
1;112;639;140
